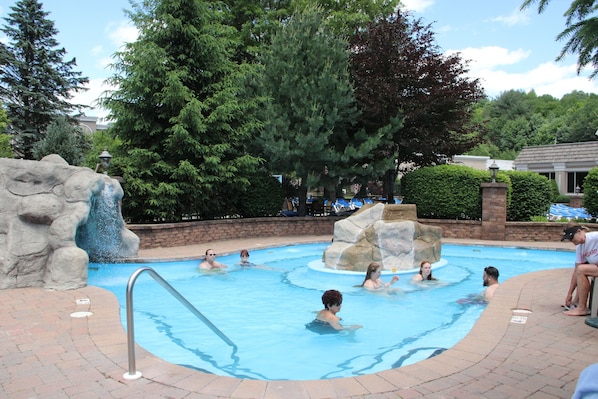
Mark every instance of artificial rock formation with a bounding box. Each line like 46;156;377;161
0;155;139;290
323;203;442;271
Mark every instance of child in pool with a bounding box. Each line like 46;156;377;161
238;249;256;266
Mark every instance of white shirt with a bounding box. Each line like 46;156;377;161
576;231;598;264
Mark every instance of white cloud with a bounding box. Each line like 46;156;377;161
400;0;435;13
491;8;531;26
447;46;531;70
106;20;138;49
91;45;103;56
70;78;117;119
467;61;598;99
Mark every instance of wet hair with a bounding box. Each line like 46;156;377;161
419;260;437;281
321;289;343;309
484;266;499;281
205;249;214;256
361;262;381;286
240;249;249;257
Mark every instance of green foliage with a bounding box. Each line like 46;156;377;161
83;130;123;171
504;171;552;221
476;89;598;157
101;0;262;222
31;116;91;165
521;0;598;78
0;0;88;159
235;174;285;217
0;105;11;157
583;167;598;217
224;0;400;63
553;194;571;203
257;5;391;215
0;134;13;158
402;165;511;220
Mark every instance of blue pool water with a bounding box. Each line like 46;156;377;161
88;243;573;380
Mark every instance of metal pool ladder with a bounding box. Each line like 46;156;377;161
122;266;238;380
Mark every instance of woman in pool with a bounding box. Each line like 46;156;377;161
360;262;399;290
238;249;255;266
315;289;361;331
411;260;438;282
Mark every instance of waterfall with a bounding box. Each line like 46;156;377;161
76;183;123;262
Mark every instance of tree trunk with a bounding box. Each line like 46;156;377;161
383;169;396;204
297;185;308;216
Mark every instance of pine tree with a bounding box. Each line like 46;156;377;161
258;5;394;215
101;0;262;222
0;0;89;159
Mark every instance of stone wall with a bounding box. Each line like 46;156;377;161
129;217;577;250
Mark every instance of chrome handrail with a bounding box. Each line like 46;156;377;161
123;266;238;380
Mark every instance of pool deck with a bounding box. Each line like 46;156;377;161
2;236;597;398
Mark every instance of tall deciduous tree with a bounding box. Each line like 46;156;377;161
258;5;393;215
101;0;262;222
349;11;485;201
521;0;598;78
0;0;88;159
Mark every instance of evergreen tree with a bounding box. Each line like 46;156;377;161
521;0;598;78
257;5;393;215
31;116;91;165
0;0;88;159
101;0;262;222
0;105;11;158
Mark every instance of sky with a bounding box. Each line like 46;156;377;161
0;0;597;120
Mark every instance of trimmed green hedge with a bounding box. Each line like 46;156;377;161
504;171;552;221
583;167;598;217
401;165;551;221
402;164;511;220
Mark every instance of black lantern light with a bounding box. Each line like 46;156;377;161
489;161;499;183
98;148;113;175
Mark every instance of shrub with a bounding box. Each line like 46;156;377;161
402;164;510;220
553;195;570;203
504;171;552;221
236;174;285;218
583;167;598;217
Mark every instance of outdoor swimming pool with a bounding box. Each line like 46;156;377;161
88;243;573;380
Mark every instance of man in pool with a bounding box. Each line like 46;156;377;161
314;290;361;331
483;266;500;301
198;249;228;270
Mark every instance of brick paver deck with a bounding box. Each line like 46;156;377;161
1;236;596;398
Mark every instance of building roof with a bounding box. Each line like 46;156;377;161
514;141;598;166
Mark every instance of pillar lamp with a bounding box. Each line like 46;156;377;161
98;148;113;175
489;161;499;183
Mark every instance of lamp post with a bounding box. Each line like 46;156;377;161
489;161;499;183
98;148;112;175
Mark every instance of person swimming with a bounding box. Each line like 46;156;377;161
308;289;361;332
360;262;399;290
238;249;256;266
411;260;438;283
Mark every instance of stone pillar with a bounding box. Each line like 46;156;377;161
481;183;508;240
569;195;583;209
